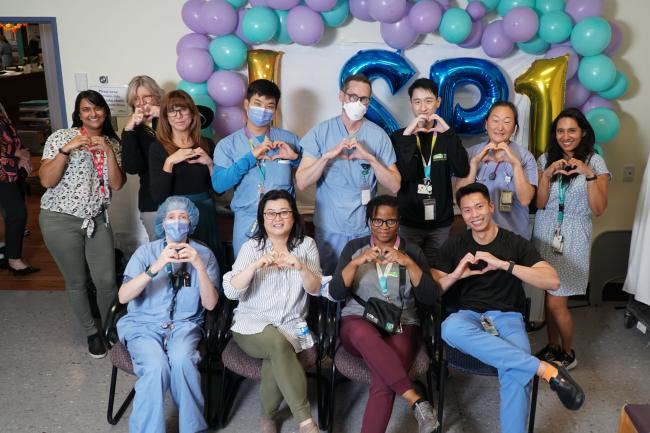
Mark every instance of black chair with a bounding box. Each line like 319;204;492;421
318;299;438;433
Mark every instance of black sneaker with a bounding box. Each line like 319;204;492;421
555;349;577;371
535;344;561;362
87;333;107;359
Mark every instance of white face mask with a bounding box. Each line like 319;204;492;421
343;100;367;122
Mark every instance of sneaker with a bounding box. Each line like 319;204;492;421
413;400;440;433
260;417;277;433
87;333;107;359
535;344;561;362
298;419;319;433
555;349;578;371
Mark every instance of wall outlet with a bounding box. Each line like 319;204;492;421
623;165;635;182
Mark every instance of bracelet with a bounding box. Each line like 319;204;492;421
507;260;516;274
585;175;597;182
145;266;158;278
58;147;71;156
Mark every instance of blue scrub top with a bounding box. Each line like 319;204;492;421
212;127;300;214
299;116;396;235
467;141;538;239
117;238;220;337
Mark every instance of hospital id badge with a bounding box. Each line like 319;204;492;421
417;183;433;195
480;316;499;336
499;190;513;212
361;188;371;205
552;230;564;255
423;198;436;221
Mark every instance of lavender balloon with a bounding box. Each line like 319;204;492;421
380;14;418;49
305;0;337;12
459;19;484;48
368;0;407;24
564;76;590;107
213;106;246;137
581;94;614;113
267;0;301;10
603;21;623;56
177;48;215;83
207;71;247;107
466;1;486;21
545;45;579;80
176;33;211;55
235;9;253;45
408;0;442;34
565;0;604;23
502;7;538;43
200;0;238;36
249;0;268;6
481;20;515;58
287;6;326;45
349;0;374;21
182;0;207;33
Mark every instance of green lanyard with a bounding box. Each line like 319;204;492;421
556;177;569;226
244;128;268;182
415;134;437;180
371;236;401;297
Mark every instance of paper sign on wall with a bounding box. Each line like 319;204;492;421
90;85;129;116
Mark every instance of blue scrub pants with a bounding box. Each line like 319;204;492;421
314;226;369;275
233;211;256;257
441;310;540;433
126;324;206;433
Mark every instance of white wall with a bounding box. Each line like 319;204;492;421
3;0;649;247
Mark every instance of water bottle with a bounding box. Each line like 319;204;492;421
295;320;314;350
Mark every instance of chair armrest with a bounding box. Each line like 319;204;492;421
322;299;342;359
104;296;127;349
207;297;237;356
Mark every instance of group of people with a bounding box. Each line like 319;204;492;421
27;71;609;433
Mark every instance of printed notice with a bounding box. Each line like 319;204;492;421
90;85;129;116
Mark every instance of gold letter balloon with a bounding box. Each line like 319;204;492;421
247;49;283;127
514;55;568;157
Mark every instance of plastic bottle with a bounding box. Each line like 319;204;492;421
295;320;314;350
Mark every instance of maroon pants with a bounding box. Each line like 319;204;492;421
339;315;420;433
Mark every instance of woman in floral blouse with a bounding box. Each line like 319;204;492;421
39;90;125;358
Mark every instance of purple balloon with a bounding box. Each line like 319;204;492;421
249;0;268;6
213;106;246;137
466;1;486;21
176;48;215;83
380;14;418;49
459;19;484;48
546;45;579;80
267;0;300;10
287;6;326;45
235;9;253;45
481;20;515;58
207;71;247;107
502;7;538;43
176;33;211;55
305;0;337;12
581;94;614;113
564;76;591;107
603;20;623;56
349;0;374;21
367;0;407;24
182;0;207;33
435;0;451;10
200;0;238;36
408;0;442;34
565;0;604;23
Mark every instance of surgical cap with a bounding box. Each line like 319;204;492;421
154;196;200;239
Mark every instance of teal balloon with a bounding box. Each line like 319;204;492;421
274;10;293;43
242;7;279;44
177;80;208;96
191;93;217;113
439;8;472;44
598;71;628;99
535;0;564;13
208;35;248;70
201;127;214;139
497;0;535;17
538;10;573;44
517;35;550;54
594;143;603;156
226;0;247;8
586;107;620;143
570;17;611;57
578;54;617;92
321;0;349;28
476;0;499;12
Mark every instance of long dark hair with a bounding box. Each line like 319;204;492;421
545;107;596;181
71;90;119;141
251;189;305;252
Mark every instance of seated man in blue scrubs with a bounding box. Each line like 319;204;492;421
296;73;401;274
212;79;301;256
431;183;584;433
117;196;220;433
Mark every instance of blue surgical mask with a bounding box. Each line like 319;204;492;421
163;219;190;242
247;106;274;127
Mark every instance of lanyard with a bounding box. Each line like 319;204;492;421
80;127;108;197
556;177;569;226
371;236;401;297
415;133;437;180
243;128;269;182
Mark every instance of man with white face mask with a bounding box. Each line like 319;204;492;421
296;73;401;275
212;79;301;256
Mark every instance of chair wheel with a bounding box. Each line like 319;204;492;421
624;312;636;329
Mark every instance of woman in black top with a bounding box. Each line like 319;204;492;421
122;75;164;240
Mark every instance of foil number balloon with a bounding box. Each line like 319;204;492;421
514;55;568;157
248;49;284;127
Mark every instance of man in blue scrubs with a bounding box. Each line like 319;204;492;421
296;73;401;274
212;79;301;256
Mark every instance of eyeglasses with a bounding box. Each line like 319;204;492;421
135;95;156;105
345;92;371;105
263;210;293;220
167;107;190;117
370;218;398;228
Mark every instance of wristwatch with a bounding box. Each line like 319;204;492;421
145;266;158;278
507;261;516;274
585;175;597;182
58;147;71;156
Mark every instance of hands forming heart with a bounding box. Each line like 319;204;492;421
480;142;513;164
258;250;304;270
405;114;450;135
336;138;372;161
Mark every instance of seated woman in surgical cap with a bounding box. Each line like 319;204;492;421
117;195;220;433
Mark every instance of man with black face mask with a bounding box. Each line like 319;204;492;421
212;79;301;256
296;73;401;275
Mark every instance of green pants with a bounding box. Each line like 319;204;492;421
233;326;311;422
40;209;116;336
